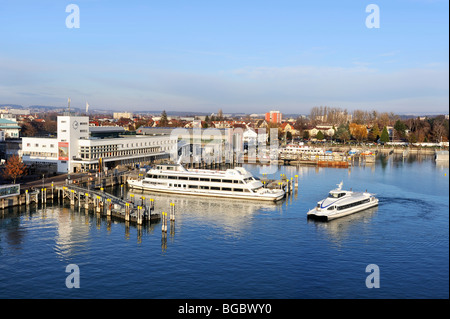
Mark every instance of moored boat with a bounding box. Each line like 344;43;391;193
127;163;285;202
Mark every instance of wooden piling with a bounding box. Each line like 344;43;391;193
170;203;176;221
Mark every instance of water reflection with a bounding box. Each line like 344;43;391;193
308;206;379;247
126;190;283;236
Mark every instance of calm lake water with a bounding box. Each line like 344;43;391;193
1;155;448;299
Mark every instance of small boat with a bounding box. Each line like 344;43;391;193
307;181;378;221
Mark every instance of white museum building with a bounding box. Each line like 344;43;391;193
21;113;177;174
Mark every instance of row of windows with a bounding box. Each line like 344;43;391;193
148;174;245;184
23;152;57;158
337;198;370;211
80;147;161;159
26;143;55;148
142;180;251;192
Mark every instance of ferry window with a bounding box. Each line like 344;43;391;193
329;193;339;198
168;176;177;179
189;185;198;189
179;176;188;180
233;188;243;192
222;188;232;191
223;179;233;183
200;178;210;182
211;187;220;191
211;179;221;183
189;177;199;181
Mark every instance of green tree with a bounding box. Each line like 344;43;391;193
335;124;350;143
394;119;407;139
316;130;325;140
368;124;380;142
302;130;310;140
380;126;390;143
160;110;168;127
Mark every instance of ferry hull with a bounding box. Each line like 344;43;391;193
127;180;285;202
307;200;379;221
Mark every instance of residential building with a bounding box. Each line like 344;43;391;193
265;110;282;124
113;112;133;119
0;118;20;138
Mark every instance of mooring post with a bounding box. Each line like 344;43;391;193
162;212;167;233
106;198;112;216
295;175;299;189
125;203;130;221
85;193;89;210
170;203;176;221
97;196;102;214
137;206;142;225
70;190;75;206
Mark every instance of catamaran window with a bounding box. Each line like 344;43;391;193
328;192;346;198
337;198;371;210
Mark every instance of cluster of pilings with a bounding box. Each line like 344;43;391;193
59;185;160;225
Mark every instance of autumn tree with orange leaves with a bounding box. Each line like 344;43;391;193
349;123;368;142
2;155;27;184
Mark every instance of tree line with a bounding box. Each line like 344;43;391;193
293;106;449;143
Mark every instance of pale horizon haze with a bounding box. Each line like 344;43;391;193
0;0;448;114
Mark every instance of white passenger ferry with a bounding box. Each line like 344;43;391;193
307;182;378;221
280;144;324;155
128;163;285;202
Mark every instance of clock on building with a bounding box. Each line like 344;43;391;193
72;121;78;130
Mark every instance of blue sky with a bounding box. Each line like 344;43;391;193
0;0;448;114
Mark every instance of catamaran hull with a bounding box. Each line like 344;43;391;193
307;200;379;221
127;180;285;202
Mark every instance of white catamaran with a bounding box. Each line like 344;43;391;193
307;181;378;221
127;163;285;202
